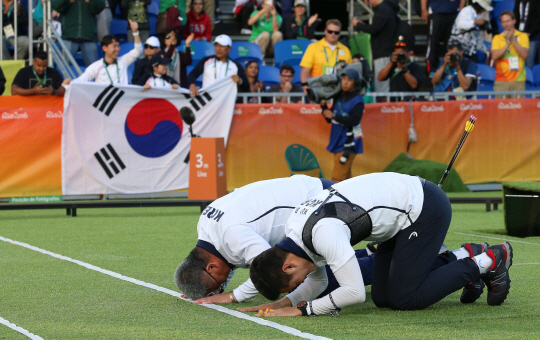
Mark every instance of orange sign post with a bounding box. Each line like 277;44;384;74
188;137;227;200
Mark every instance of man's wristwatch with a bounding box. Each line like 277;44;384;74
297;301;316;316
402;68;409;73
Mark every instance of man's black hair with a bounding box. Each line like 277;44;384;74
101;35;119;47
447;41;463;51
280;64;295;75
352;54;361;60
34;51;48;60
250;246;292;301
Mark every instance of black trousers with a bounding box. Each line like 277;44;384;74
235;2;255;30
371;180;480;310
428;12;458;72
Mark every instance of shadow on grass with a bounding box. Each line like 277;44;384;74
475;228;508;236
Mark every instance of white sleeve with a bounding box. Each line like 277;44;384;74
120;42;143;67
232;278;259;302
311;255;366;315
285;266;328;306
455;8;476;31
75;62;98;82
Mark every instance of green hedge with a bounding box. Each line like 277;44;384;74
382;153;470;193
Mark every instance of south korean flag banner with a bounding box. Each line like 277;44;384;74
62;78;237;195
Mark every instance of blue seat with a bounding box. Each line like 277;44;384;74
118;42;143;58
532;64;540;89
274;39;313;68
292;65;302;84
230;42;263;65
186;65;203;87
97;42;104;59
525;66;534;95
477;50;487;64
492;0;515;33
476;64;496;98
148;14;157;37
147;1;159;16
110;19;128;42
179;40;215;65
258;65;281;87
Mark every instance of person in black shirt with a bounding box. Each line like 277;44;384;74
280;0;318;41
132;36;162;84
11;51;66;96
378;41;424;101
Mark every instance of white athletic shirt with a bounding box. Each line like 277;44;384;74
285;172;424;314
76;43;143;84
201;57;240;88
196;175;324;302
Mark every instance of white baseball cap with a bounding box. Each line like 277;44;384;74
213;34;232;47
294;0;307;7
145;36;161;48
472;0;493;11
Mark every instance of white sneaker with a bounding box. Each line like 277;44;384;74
240;28;252;35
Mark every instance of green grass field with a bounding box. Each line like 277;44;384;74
1;192;539;339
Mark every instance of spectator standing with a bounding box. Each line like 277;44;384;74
432;42;477;93
52;0;105;67
187;34;249;95
2;0;29;60
321;69;364;183
163;29;194;88
234;0;262;35
300;19;352;93
514;0;540;68
491;11;529;94
280;0;317;41
11;51;67;96
268;64;304;103
136;54;180;89
421;0;465;73
447;0;492;62
158;0;187;34
122;0;151;43
132;36;161;84
69;20;143;84
97;0;113;41
352;0;399;93
247;0;283;58
377;41;423;101
184;0;212;41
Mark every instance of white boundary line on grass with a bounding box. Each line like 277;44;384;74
453;232;540;246
0;236;330;340
0;317;44;340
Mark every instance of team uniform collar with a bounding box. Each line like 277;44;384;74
196;240;236;269
276;237;314;263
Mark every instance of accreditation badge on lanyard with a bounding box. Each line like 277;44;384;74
322;47;339;75
508;36;520;70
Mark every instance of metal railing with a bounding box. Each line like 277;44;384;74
236;90;540;103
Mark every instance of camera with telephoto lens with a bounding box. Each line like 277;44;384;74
396;52;407;65
450;53;460;65
305;61;366;103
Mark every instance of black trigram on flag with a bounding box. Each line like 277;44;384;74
93;85;125;116
184;92;212;111
94;144;126;179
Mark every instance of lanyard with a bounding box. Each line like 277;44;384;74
214;58;229;79
323;46;339;65
168;51;177;72
297;17;306;37
336;100;348;117
391;61;412;78
103;59;120;84
32;67;47;86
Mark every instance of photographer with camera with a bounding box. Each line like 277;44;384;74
432;42;477;94
320;68;364;183
377;40;424;102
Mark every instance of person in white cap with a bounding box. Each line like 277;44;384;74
132;36;162;84
280;0;318;41
447;0;493;61
187;34;249;95
67;20;143;85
